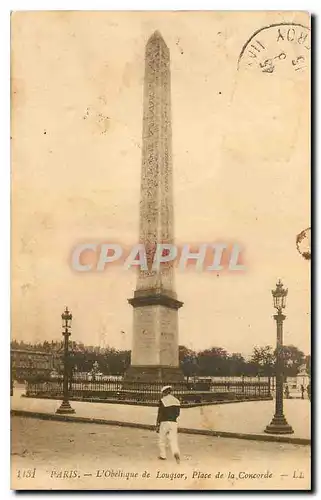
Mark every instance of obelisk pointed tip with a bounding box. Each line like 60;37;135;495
152;30;163;38
147;30;168;48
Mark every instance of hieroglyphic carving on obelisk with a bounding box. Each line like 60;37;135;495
127;31;183;380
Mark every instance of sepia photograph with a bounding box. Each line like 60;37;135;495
10;10;311;491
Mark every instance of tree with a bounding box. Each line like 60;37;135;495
179;345;198;382
250;345;275;376
280;345;305;377
179;345;195;363
306;355;311;376
228;353;247;376
42;341;51;352
197;347;229;376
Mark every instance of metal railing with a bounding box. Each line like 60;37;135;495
26;377;271;403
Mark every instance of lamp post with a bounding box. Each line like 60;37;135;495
10;352;14;396
265;280;293;434
56;307;75;414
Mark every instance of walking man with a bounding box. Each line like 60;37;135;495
156;385;181;463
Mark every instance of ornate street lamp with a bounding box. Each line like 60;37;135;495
56;307;75;414
265;280;293;434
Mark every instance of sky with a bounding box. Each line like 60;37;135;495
11;11;310;357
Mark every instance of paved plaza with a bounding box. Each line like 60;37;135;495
11;416;310;490
11;387;310;441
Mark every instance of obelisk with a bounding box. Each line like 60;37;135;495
127;31;183;382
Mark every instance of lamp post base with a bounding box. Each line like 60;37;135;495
56;400;76;414
264;414;294;434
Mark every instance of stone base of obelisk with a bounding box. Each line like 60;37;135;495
127;290;184;386
124;365;184;383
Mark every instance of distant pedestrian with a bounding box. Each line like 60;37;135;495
156;385;181;463
284;384;290;399
300;384;305;399
307;383;311;401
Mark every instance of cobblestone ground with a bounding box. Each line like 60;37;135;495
11;417;311;490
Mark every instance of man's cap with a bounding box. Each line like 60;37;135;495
161;385;172;393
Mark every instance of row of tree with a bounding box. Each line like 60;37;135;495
179;345;309;379
11;339;309;377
